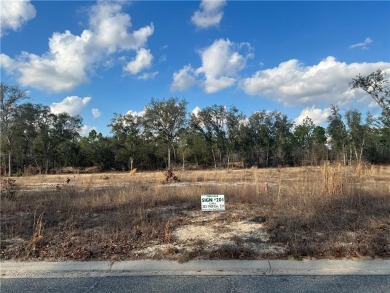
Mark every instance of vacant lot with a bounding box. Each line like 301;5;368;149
1;164;389;261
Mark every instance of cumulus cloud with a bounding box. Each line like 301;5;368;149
294;106;332;126
0;0;36;37
191;0;226;29
2;30;94;92
172;39;252;93
89;2;154;52
0;1;154;92
349;37;373;50
171;65;197;91
240;56;390;107
91;108;101;118
0;53;14;68
79;125;97;137
137;71;158;80
126;110;145;119
124;48;153;74
50;96;91;116
197;39;252;93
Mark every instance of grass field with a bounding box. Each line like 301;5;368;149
1;163;389;261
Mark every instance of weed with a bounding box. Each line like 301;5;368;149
176;251;193;263
1;165;389;260
292;253;303;261
1;178;18;200
321;162;344;195
207;244;257;259
193;239;206;247
84;175;94;191
164;220;173;243
29;208;45;253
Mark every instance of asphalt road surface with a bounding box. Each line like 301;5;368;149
2;275;390;293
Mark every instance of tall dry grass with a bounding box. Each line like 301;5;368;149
1;163;389;260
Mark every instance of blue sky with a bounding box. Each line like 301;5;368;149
1;0;389;136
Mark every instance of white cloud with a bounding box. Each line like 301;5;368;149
6;30;93;92
50;96;91;116
197;39;251;93
349;37;373;50
0;1;154;92
294;106;332;126
126;110;145;121
240;56;390;107
191;0;226;29
368;101;380;109
158;54;167;64
171;65;196;91
89;2;154;53
171;39;253;93
0;53;15;69
79;125;97;137
0;0;36;37
91;108;101;118
191;106;201;117
172;39;252;93
124;48;153;74
126;110;144;116
137;71;158;80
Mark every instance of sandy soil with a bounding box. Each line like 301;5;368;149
133;210;286;258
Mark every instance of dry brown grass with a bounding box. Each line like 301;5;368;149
1;164;389;261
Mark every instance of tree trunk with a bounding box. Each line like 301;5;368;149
349;146;353;165
167;145;171;170
211;148;217;169
266;145;270;167
353;144;359;164
173;145;177;162
8;152;11;177
342;145;347;166
182;151;185;171
358;138;365;164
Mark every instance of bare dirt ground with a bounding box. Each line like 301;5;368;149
1;165;389;261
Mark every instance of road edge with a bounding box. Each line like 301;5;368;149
1;259;389;278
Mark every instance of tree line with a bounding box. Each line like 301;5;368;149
1;70;389;176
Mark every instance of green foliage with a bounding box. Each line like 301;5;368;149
143;97;188;169
327;105;348;163
2;78;390;174
292;253;303;261
108;112;143;170
0;83;29;176
350;69;390;119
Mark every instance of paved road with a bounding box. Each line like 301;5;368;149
1;260;389;293
2;275;390;293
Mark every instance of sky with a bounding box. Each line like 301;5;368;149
1;0;389;136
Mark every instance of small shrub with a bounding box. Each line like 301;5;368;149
1;178;19;200
177;252;193;263
207;244;257;259
291;253;303;261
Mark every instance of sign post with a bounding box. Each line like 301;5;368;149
201;194;225;211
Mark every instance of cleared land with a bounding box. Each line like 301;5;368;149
1;164;389;261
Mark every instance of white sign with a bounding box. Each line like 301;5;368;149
201;194;225;211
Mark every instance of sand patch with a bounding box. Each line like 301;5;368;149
134;212;285;258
